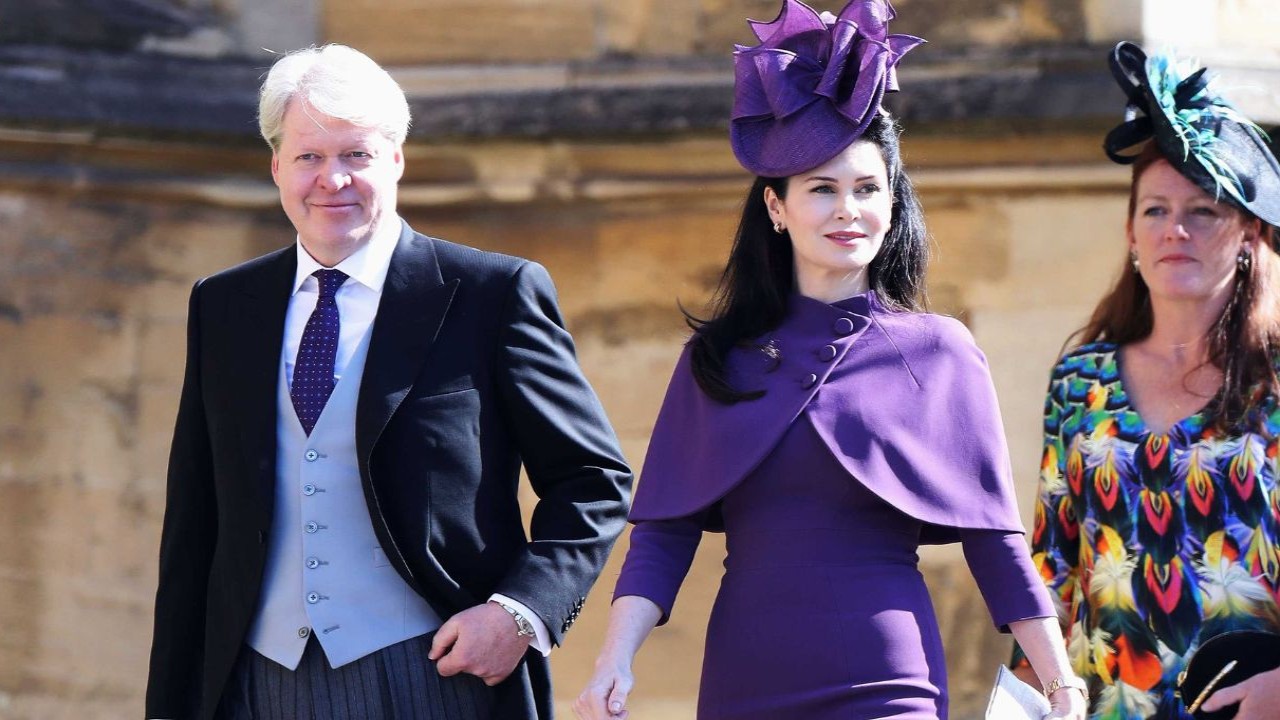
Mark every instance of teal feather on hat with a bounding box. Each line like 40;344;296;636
1103;41;1280;231
1144;52;1266;205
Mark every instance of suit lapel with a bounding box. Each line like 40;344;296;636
232;247;295;520
356;225;458;467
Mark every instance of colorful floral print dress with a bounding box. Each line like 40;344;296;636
1017;342;1280;719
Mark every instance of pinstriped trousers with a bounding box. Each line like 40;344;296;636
215;633;495;720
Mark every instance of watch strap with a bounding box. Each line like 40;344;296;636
495;601;535;638
1044;674;1089;701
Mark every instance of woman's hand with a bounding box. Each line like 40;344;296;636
1199;665;1280;720
1008;617;1088;720
572;595;663;720
574;654;634;720
1045;685;1088;720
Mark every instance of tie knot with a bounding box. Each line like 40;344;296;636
313;269;348;299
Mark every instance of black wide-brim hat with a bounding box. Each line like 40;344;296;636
1103;41;1280;231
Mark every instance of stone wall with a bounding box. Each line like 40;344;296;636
320;0;1098;64
0;189;289;718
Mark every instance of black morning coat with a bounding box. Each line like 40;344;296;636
145;221;633;720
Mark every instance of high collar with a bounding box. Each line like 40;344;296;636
789;289;877;319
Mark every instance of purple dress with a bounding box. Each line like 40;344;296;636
614;293;1053;719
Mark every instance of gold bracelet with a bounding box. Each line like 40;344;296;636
1044;675;1089;701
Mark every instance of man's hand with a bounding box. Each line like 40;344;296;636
428;601;534;686
1200;666;1280;720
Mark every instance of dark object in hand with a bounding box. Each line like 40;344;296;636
1177;630;1280;719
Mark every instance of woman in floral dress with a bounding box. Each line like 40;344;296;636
1016;42;1280;720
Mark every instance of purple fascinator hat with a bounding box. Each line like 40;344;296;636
730;0;925;178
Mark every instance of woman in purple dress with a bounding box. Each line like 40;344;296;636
575;1;1088;719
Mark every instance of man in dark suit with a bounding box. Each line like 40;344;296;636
145;44;632;720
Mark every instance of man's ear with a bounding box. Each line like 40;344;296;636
271;152;281;187
392;146;405;182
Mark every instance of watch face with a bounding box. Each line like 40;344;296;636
499;603;533;636
515;615;533;636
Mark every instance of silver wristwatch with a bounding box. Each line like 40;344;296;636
496;601;535;638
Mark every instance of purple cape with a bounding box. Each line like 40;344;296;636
630;291;1026;544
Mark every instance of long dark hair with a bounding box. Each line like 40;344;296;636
686;112;930;403
1075;143;1280;430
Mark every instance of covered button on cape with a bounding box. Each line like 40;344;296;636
630;291;1026;544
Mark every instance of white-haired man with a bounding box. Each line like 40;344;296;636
145;44;632;720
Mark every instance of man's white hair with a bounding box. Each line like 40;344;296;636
258;44;411;151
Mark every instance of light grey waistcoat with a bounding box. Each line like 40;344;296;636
245;326;440;669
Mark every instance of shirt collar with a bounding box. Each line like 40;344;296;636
291;218;402;296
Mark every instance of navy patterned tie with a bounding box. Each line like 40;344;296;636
291;269;348;435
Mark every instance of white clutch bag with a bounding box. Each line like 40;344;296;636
986;665;1051;720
